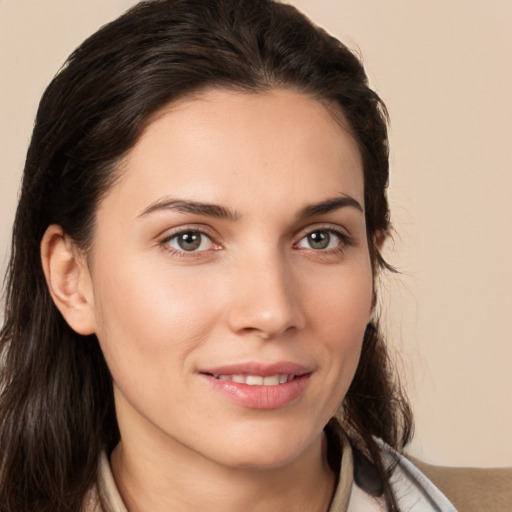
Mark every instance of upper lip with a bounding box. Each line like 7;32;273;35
199;361;313;377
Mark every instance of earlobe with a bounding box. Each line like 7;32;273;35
370;229;386;320
369;292;378;322
40;225;96;335
374;229;386;252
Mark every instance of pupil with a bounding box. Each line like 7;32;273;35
178;232;201;251
308;231;329;249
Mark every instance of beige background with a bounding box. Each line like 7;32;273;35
1;1;511;468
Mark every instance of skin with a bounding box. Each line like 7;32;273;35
43;88;375;511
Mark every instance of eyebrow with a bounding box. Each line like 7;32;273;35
296;195;363;219
138;194;362;221
138;198;240;220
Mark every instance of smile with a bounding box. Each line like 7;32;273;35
200;363;312;409
213;374;295;385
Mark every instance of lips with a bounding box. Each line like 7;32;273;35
200;362;312;409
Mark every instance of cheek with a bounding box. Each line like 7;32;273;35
304;259;373;340
90;258;221;384
300;262;373;405
318;290;368;378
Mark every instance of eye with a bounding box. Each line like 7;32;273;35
296;229;346;251
165;230;214;253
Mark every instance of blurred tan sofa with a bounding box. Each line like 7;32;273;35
409;456;512;512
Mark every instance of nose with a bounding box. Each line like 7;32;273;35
225;251;306;339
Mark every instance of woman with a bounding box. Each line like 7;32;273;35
0;0;465;510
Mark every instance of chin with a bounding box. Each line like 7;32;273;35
222;447;304;470
204;424;320;471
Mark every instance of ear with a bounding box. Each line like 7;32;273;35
374;229;386;252
40;225;96;335
369;229;387;319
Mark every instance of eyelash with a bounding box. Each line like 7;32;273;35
294;226;354;255
158;225;354;259
159;226;220;258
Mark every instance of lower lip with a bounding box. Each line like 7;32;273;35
202;374;311;409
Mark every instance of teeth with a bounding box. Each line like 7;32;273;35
246;375;263;386
263;375;279;386
214;374;294;385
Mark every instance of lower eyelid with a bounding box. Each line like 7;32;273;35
159;228;219;253
296;228;352;249
158;226;353;256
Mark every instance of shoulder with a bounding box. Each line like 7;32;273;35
407;455;512;512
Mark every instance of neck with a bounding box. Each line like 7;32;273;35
110;430;335;512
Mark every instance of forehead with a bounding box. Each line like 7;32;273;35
104;88;364;217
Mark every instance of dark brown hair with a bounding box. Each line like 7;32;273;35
0;1;412;510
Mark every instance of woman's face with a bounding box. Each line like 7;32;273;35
85;88;374;469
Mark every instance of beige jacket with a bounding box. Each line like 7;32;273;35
82;434;512;512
